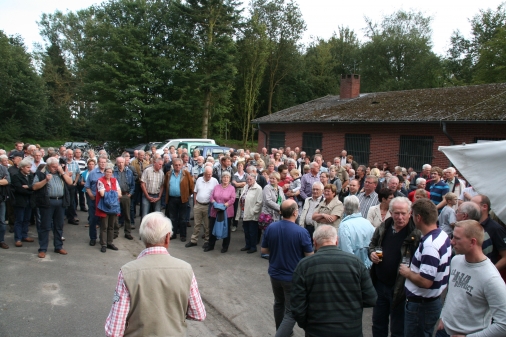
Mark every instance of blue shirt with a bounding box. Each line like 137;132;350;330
429;180;449;206
338;213;375;269
84;167;105;196
169;171;181;197
261;219;313;282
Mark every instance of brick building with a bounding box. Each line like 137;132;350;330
252;75;506;171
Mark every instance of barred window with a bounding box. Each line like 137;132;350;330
268;132;285;150
345;134;370;166
302;133;323;157
398;136;434;172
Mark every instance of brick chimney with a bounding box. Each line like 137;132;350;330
340;74;360;99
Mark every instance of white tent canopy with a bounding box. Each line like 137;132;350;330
439;140;506;223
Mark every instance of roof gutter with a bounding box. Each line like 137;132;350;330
251;120;506;125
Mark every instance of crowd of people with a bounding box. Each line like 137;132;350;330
1;141;506;337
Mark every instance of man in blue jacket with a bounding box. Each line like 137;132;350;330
113;156;135;240
261;199;313;336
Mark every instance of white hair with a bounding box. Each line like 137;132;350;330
312;181;324;190
139;212;173;245
313;225;337;246
46;157;59;166
422;164;432;170
447;167;456;174
416;178;426;185
19;159;33;169
389;196;412;213
344;195;360;215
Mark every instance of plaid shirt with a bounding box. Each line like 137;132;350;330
66;160;81;182
104;247;206;337
140;166;164;194
357;191;379;218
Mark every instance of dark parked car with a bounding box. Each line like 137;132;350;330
124;143;147;158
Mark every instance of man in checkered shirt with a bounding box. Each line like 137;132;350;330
105;212;206;336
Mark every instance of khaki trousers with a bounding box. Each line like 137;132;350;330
190;202;209;243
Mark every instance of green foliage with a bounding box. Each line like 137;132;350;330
0;31;48;144
445;2;506;85
360;10;444;92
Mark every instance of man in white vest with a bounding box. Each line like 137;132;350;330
105;212;206;337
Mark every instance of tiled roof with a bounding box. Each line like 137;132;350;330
252;83;506;124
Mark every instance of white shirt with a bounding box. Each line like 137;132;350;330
194;177;219;203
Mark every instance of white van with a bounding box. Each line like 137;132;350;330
156;138;216;155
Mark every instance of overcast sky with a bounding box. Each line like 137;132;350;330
0;0;504;55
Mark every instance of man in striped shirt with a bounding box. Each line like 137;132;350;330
105;212;205;337
357;175;379;218
399;198;451;337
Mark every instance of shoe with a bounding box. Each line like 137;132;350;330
107;244;118;251
89;239;96;246
131;225;135;230
101;246;106;253
22;237;34;242
75;218;80;222
9;228;14;233
186;222;191;227
261;254;270;260
185;242;197;248
81;208;88;212
170;234;177;240
54;248;68;255
124;234;133;240
180;237;186;242
15;241;22;247
202;242;209;249
68;220;79;225
85;224;89;227
231;226;237;232
202;234;205;239
0;242;9;249
221;248;228;253
204;247;214;252
38;251;46;258
62;237;65;241
240;247;249;251
247;249;257;254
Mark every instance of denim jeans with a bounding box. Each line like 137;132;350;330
38;199;65;252
0;201;6;242
167;197;188;237
88;196;98;240
141;193;161;218
270;277;294;331
243;220;258;251
14;205;32;242
404;297;442;337
130;183;142;221
372;280;405;337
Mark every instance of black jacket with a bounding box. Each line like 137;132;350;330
11;172;34;208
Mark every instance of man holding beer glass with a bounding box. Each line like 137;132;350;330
368;197;422;337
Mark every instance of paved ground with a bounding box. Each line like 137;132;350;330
0;207;373;337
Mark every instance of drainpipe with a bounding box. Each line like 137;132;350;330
441;121;455;167
441;122;455;145
257;123;268;148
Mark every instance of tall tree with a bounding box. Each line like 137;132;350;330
253;0;306;114
234;12;269;145
178;0;241;138
445;3;506;84
0;31;47;143
360;10;443;92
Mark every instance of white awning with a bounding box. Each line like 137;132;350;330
439;140;506;224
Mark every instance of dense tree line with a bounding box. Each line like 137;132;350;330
1;0;506;146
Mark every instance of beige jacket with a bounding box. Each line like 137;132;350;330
235;183;263;221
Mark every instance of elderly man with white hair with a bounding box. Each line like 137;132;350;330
105;212;206;337
300;162;321;200
410;164;432;191
338;195;375;268
32;157;73;258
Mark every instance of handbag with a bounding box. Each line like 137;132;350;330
97;178;121;214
